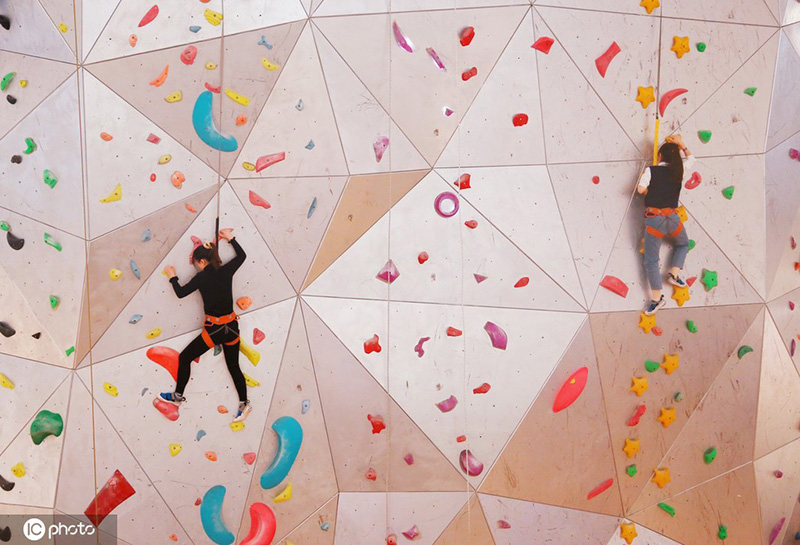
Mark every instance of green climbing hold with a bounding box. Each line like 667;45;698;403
688;239;696;251
645;359;660;373
0;72;14;91
24;137;37;155
657;502;676;517
30;410;64;445
686;320;698;333
722;186;735;200
43;169;57;189
49;296;59;310
718;524;728;540
626;464;638;477
704;446;717;464
674;391;684;402
701;269;718;291
698;130;712;143
737;345;753;359
744;87;757;97
44;233;62;251
65;346;74;356
696;42;707;52
0;221;9;232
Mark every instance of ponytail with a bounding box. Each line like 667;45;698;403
192;242;222;269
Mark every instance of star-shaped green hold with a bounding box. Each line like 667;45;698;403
701;269;718;291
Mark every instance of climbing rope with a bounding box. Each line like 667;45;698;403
214;1;226;245
653;1;665;165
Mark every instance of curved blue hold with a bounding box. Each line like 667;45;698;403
306;197;317;219
141;228;151;242
260;416;303;490
130;260;141;280
200;485;234;545
192;91;238;153
196;429;206;441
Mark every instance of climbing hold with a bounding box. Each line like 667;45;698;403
402;526;420;540
696;42;707;52
147;346;179;380
459;449;484;476
404;454;414;465
484;322;508;350
659;88;688;116
0;373;13;390
630;376;648;397
84;469;136;527
774;470;783;478
189;25;201;33
701;269;718;291
592;176;600;184
514;277;529;288
170;171;186;189
196;430;206;441
658;502;676;517
258;35;273;49
531;36;554;53
434;191;460;218
0;72;14;91
426;47;446;70
685;171;701;190
638;312;656;334
164;90;182;103
652;467;671;488
146;328;161;339
243;373;260;387
644;359;660;373
306;197;318;219
373;136;390;162
49;295;60;310
201;485;234;545
109;268;122;281
657;407;676;428
243;163;256;171
193;91;238;152
587;478;614;500
224;89;250;107
10;463;24;478
204;9;223;26
462;67;478;81
255;152;285;172
626;464;638;477
240;503;277;545
460;26;475;47
737;345;753;359
640;0;660;13
627;404;647;426
744;87;757;97
368;414;386;434
512;113;529;127
141;228;151;242
473;383;491;394
722;186;735;199
456;435;467;443
364;334;382;354
103;382;118;397
661;353;679;375
635;86;655;109
447;327;462;337
10;155;21;164
497;520;511;529
43;169;58;189
138;5;159;27
205;452;217;462
553;367;589;412
44;232;62;251
301;399;310;414
414;337;430;358
365;467;377;481
65;346;74;356
169;444;182;457
252;328;265;345
718;525;728;540
789;149;799;160
768;518;785;544
686;320;697;333
157;154;171;165
465;220;478;229
30;410;63;445
239;340;260;366
100;183;122;203
130;260;141;280
392;21;414;53
376;259;400;284
235;115;248;126
6;95;16;105
24;138;36;154
436;395;458;413
273;482;292;503
0;16;9;31
698;130;712;143
236;297;252;310
595;41;621;78
620;522;637;545
261;57;280;71
652;326;663;336
243;452;256;465
671;36;690;58
600;275;629;298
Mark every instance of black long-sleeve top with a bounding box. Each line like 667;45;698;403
169;238;246;317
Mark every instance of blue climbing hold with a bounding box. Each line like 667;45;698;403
258;35;273;49
129;314;142;324
189;25;201;33
305;140;315;150
301;399;311;414
200;485;234;545
196;430;206;441
260;416;303;490
307;197;317;219
130;260;141;280
192;91;238;153
141;228;151;242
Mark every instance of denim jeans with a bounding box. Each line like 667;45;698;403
643;213;689;290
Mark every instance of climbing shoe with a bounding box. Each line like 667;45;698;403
159;392;185;405
667;273;687;288
233;400;252;423
644;295;666;316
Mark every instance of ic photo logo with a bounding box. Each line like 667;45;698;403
22;518;46;541
22;517;97;541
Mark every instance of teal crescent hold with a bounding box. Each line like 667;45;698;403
192;91;238;153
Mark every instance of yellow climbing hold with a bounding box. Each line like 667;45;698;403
100;183;122;203
661;353;680;375
158;154;172;165
103;382;118;396
165;91;182;103
671;36;690;59
11;462;25;478
242;162;256;171
243;373;260;387
676;205;687;223
146;328;162;339
0;373;14;390
169;444;182;457
274;482;292;503
620;522;638;545
230;421;245;432
639;0;659;14
205;62;218;70
638;312;656;334
671;285;690;307
261;57;281;71
58;23;69;33
652;467;671;488
623;438;640;459
19;80;27;88
224;89;250;106
630;376;649;397
109;268;123;281
239;340;261;366
635;86;655;109
657;407;676;428
204;9;223;25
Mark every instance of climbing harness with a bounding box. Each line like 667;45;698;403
644;208;684;238
201;312;240;348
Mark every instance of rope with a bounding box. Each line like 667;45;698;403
653;1;664;165
214;1;226;244
386;0;393;539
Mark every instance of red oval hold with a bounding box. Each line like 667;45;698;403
139;5;159;27
465;220;478;229
514;277;530;288
462;67;478;81
150;173;156;182
553;366;588;413
592;176;600;184
418;252;429;264
180;45;197;65
459;27;475;47
512;113;529;127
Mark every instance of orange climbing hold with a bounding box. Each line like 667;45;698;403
235;115;248;126
205;452;218;462
218;405;229;414
100;132;113;141
149;65;169;87
185;204;197;213
237;297;252;310
171;171;185;189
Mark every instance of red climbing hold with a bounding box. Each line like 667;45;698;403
512;113;529;127
84;470;136;527
686;276;697;287
153;398;180;421
456;435;467;443
150;173;156;182
626;404;647;427
446;327;462;337
367;414;386;434
595;42;621;78
462;67;478;81
147;133;161;144
418;252;429;264
531;37;554;54
243;452;256;465
146;346;179;381
473;383;491;394
587;478;614;500
792;236;797;250
364;334;382;354
138;5;159;27
659;88;688;117
514;277;529;288
180;45;197;65
652;326;663;336
600;275;629;298
252;328;265;345
204;82;221;93
255;152;285;172
789;301;795;311
455;173;471;189
249;190;271;210
465;220;478;229
553;367;589;413
365;468;377;481
685;171;701;190
592;176;600;185
459;27;475;47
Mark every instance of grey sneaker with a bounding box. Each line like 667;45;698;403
159;392;185;405
233;401;252;422
644;295;666;316
667;273;687;288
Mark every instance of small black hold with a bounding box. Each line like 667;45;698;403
0;473;14;491
6;95;16;105
0;15;10;31
0;525;10;543
0;322;15;338
10;155;21;164
6;231;23;250
32;332;41;339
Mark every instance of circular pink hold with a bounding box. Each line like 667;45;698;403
435;192;459;218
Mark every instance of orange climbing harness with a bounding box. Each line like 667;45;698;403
644;207;684;238
644;207;675;217
201;312;240;348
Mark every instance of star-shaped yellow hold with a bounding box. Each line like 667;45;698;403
640;0;660;14
620;522;638;544
657;407;676;427
635;86;655;109
638;312;656;334
661;353;680;375
672;285;691;307
631;376;649;397
671;36;690;59
624;438;640;458
652;467;672;488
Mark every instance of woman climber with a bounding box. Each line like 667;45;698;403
636;134;696;315
160;228;251;422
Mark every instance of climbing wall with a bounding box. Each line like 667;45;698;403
0;1;799;544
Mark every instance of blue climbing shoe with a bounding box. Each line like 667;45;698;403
233;400;252;423
159;392;185;405
644;295;666;316
667;273;687;288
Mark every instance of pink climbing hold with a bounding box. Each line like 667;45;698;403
426;47;446;71
436;395;458;413
774;470;784;478
402;526;420;540
240;503;277;545
364;334;382;354
414;337;430;358
484;321;508;350
153;398;180;421
789;148;799;160
255;152;285;172
768;517;785;544
587;478;614;500
553;367;589;413
368;414;386;434
459;449;484;476
497;520;512;529
147;133;161;144
685;171;702;190
146;346;179;381
365;468;377;481
84;469;136;527
392;21;414;53
789;301;795;311
531;37;554;54
474;273;488;283
373;136;389;162
376;259;400;284
180;45;197;65
252;328;265;345
595;42;621;78
460;26;475;47
659;88;688;117
792;236;797;250
249;190;271;210
600;275;629;298
243;452;256;465
138;5;159;27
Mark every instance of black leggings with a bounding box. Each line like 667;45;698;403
175;323;247;402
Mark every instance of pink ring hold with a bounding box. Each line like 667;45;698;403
434;192;459;218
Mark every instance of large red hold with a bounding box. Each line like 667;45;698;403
595;42;621;78
552;367;589;413
146;346;179;381
512;113;529;127
600;275;629;298
531;37;554;54
85;470;136;527
138;5;159;27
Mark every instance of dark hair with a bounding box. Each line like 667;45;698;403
192;242;222;269
659;142;684;183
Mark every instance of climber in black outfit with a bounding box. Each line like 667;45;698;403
160;228;251;422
